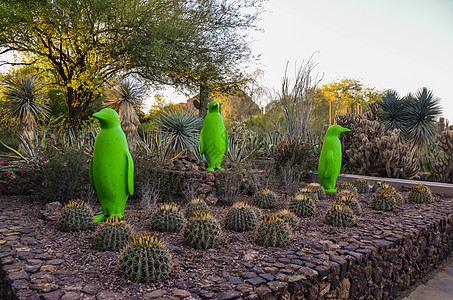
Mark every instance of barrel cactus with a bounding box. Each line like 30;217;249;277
94;216;132;251
118;233;171;282
338;182;358;197
277;209;299;231
378;184;403;206
253;188;277;209
336;189;357;200
185;198;209;218
353;178;369;194
336;193;361;215
325;203;355;227
151;203;184;232
408;184;433;204
58;199;93;232
289;194;316;217
307;182;326;200
297;187;318;203
183;211;220;249
256;214;291;247
372;189;396;211
225;202;257;232
371;181;386;192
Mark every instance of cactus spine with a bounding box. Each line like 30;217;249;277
298;187;318;203
307;183;326;200
118;233;171;282
94;216;132;251
277;210;299;231
325;203;355;227
336;193;361;215
338;182;358;197
151;203;184;232
225;202;257;232
58;199;93;232
289;194;316;217
256;214;291;247
183;211;220;249
253;188;277;209
353;178;369;194
372;189;396;211
185;198;209;218
408;184;433;204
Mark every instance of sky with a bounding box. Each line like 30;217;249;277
156;0;453;121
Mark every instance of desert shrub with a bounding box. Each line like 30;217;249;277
215;162;254;205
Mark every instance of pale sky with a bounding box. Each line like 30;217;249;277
156;0;453;121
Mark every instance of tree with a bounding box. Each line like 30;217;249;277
104;78;146;152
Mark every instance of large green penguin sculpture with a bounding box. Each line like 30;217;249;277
89;108;134;223
200;101;228;171
318;125;350;194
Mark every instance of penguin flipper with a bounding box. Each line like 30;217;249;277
89;159;96;192
199;127;204;154
126;151;134;196
325;150;334;178
224;128;228;155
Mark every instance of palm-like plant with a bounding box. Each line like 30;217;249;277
104;78;146;152
155;106;203;154
2;73;50;151
377;90;408;132
405;87;442;150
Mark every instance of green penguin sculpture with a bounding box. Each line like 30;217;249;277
318;125;350;194
89;108;134;223
200;101;228;171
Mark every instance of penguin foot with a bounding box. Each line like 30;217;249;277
94;214;105;223
325;189;337;194
216;167;225;171
206;167;215;171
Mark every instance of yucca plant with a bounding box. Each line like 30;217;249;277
2;73;50;153
377;90;408;132
104;78;146;152
155;107;203;155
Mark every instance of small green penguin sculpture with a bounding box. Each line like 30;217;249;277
200;101;228;171
318;125;350;194
89;108;134;223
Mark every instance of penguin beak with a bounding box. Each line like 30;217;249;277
93;112;103;120
342;128;350;133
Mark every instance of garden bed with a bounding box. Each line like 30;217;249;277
1;186;453;299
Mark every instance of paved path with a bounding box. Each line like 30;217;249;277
403;260;453;300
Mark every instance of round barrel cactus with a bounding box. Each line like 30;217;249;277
353;178;369;194
256;214;291;247
307;182;326;200
58;199;93;232
325;203;355;227
372;189;396;211
225;202;257;232
185;198;209;218
408;184;433;204
336;193;361;215
338;182;358;197
289;194;316;217
94;216;132;251
298;187;318;203
151;203;184;232
183;211;220;249
253;188;277;209
277;209;299;231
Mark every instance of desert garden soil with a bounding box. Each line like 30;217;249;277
1;186;453;299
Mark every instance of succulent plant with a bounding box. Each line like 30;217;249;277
277;209;299;231
297;187;318;203
256;214;291;247
253;188;277;209
338;182;358;197
371;181;386;192
225;202;257;232
336;193;361;215
183;211;220;249
185;198;209;218
377;184;403;206
307;182;326;200
118;233;171;282
94;216;132;251
325;203;355;227
289;194;316;217
372;189;396;211
151;203;184;232
408;184;433;204
336;189;357;200
58;199;93;232
353;178;369;194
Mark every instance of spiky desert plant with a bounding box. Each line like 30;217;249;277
353;178;369;194
298;187;318;203
408;184;433;204
371;181;386;192
336;189;357;200
2;72;50;152
225;202;257;232
289;194;316;217
336;193;361;215
377;90;408;132
377;184;403;206
372;189;396;211
185;198;209;218
253;188;277;209
256;214;291;247
307;182;326;200
94;216;132;251
338;182;358;197
325;203;355;227
151;203;184;232
155;106;203;154
277;209;299;231
183;211;220;249
104;78;145;152
118;233;171;282
58;199;93;232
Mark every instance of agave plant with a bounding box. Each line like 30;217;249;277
2;73;50;152
405;88;442;150
377;90;408;132
155;106;203;154
104;78;146;152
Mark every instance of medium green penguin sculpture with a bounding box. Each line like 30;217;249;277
200;101;228;171
89;108;134;223
318;125;350;194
